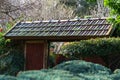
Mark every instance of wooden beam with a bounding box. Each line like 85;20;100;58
4;35;109;41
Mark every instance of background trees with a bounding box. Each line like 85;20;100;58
104;0;120;36
60;0;109;18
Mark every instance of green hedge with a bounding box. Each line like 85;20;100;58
61;38;120;57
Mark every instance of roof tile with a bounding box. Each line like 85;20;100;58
5;18;113;38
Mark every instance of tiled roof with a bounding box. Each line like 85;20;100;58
5;18;113;39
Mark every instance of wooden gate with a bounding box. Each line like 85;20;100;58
25;42;44;70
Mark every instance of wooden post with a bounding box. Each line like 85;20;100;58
43;40;49;68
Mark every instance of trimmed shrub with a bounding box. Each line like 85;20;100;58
0;75;17;80
17;69;83;80
61;38;120;57
2;60;120;80
54;60;112;75
17;60;112;80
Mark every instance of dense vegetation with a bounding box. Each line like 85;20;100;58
0;32;24;76
0;50;24;76
60;38;120;70
61;38;120;57
0;33;10;55
60;0;97;17
104;0;120;15
104;0;120;36
0;60;120;80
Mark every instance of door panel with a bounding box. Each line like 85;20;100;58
26;42;44;70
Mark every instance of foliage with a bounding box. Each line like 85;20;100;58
1;60;120;79
48;53;56;68
0;22;16;55
54;60;112;75
5;22;14;31
107;16;120;37
0;20;14;55
112;23;120;37
17;69;83;80
0;75;17;80
17;70;111;80
104;0;120;15
60;0;97;17
59;0;77;7
61;38;120;57
0;49;24;76
17;60;112;80
104;0;120;37
0;33;10;55
86;0;97;3
0;18;25;76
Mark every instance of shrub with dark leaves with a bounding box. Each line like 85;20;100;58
0;50;24;76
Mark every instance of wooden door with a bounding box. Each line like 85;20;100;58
26;42;44;70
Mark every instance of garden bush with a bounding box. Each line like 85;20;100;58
17;70;82;80
0;49;24;76
1;60;120;80
0;29;24;76
0;33;10;55
61;38;120;57
53;60;112;75
0;75;17;80
17;60;113;80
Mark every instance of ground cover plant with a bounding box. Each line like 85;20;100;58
0;60;120;80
